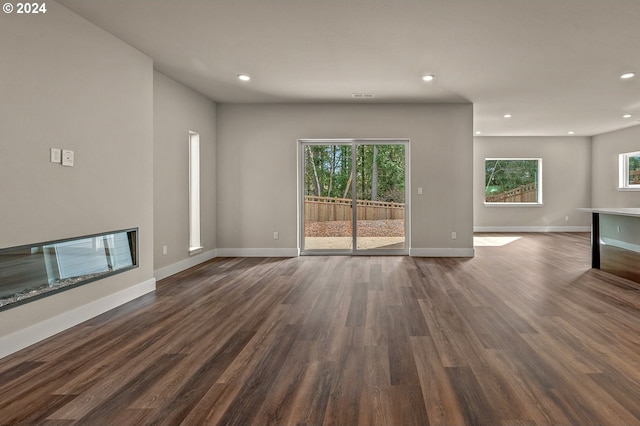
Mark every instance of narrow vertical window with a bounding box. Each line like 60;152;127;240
189;131;202;254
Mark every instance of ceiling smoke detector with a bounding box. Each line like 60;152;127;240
352;93;375;99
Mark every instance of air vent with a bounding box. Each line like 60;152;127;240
352;93;374;99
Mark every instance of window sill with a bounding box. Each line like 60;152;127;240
189;247;203;256
617;187;640;192
484;202;544;208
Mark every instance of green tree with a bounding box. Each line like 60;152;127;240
629;155;640;185
305;145;353;198
485;159;538;195
304;144;405;203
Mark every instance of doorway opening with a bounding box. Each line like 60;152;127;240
299;139;410;255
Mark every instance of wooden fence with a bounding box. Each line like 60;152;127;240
485;183;537;203
630;170;640;184
304;196;405;222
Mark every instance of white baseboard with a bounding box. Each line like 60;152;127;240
410;248;475;257
474;226;591;233
154;249;217;280
216;248;299;257
601;237;640;253
0;278;156;360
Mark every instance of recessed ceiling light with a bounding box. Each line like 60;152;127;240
568;131;575;135
503;114;512;118
620;72;635;79
623;114;632;118
237;74;251;81
422;74;434;82
475;131;481;135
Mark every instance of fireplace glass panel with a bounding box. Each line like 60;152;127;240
0;229;137;310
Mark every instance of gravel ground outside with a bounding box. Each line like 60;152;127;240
305;219;405;237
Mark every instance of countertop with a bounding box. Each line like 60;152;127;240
578;208;640;218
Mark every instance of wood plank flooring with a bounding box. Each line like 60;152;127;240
2;232;640;425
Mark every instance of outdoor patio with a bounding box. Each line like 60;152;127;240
304;219;405;250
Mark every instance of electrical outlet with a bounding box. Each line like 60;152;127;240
617;226;621;233
273;232;279;240
62;149;74;167
451;231;457;240
162;245;168;255
565;216;569;221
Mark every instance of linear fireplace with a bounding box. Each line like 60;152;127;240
0;228;138;311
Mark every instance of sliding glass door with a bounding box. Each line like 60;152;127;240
302;142;354;251
299;139;409;255
355;144;406;251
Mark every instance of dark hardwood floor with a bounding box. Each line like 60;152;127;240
2;233;640;425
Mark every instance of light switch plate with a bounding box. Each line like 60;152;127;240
62;150;74;167
50;148;61;163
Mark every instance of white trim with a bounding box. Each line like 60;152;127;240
216;248;299;257
404;143;411;251
298;138;411;144
410;248;475;257
188;246;203;256
619;151;640;190
474;226;591;232
601;237;640;253
483;203;544;208
189;131;201;251
484;157;542;204
0;278;156;360
154;249;217;281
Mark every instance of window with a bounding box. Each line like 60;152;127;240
484;158;542;205
618;151;640;190
189;131;202;254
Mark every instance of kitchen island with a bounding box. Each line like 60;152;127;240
580;208;640;283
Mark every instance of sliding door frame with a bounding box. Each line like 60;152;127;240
298;138;411;256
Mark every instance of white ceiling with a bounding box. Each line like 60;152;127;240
58;0;640;137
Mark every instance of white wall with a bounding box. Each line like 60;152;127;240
0;2;154;354
474;137;591;231
153;72;217;278
592;125;640;207
216;103;474;256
